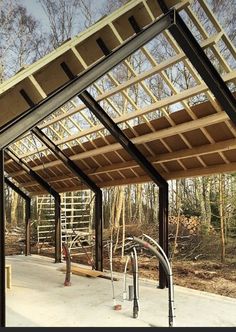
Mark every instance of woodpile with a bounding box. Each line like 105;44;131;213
169;215;216;236
169;215;200;235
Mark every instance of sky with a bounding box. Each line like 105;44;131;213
17;0;107;34
18;0;50;31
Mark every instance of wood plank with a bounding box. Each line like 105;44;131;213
60;265;119;280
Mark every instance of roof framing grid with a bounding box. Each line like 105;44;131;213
158;0;236;123
0;8;175;149
0;0;234;195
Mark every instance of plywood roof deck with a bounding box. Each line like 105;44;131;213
1;0;236;196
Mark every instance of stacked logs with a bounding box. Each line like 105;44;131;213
169;215;216;236
169;215;200;235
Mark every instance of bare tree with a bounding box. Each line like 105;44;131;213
39;0;99;49
0;0;46;79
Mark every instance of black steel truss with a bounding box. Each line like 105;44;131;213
31;127;99;193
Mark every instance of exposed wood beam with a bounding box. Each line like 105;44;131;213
8;137;236;188
24;33;221;131
22;159;236;196
9;111;228;172
17;70;236;160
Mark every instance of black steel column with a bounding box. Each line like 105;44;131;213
95;191;103;271
54;195;61;263
25;198;31;256
159;184;169;288
0;149;5;327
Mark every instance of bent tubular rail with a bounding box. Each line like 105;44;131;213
126;236;175;327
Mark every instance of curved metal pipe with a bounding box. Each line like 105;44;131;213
108;239;116;307
142;234;175;327
123;255;130;300
126;236;175;327
130;247;139;318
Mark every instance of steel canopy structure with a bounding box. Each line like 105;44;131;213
0;0;236;327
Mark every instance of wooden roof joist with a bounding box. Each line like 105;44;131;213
5;108;233;168
10;70;236;160
9;31;223;147
11;160;236;197
5;100;236;195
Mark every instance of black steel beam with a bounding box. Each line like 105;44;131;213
54;195;61;263
82;92;167;188
5;149;60;199
0;10;175;149
25;197;31;256
31;127;100;193
157;0;236;125
95;191;103;271
4;177;31;256
5;149;61;262
4;177;29;201
0;149;5;327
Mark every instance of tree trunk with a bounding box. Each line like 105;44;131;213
10;191;18;227
121;196;125;258
219;174;226;263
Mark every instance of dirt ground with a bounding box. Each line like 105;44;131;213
6;227;236;299
8;244;236;299
99;224;236;299
107;257;236;299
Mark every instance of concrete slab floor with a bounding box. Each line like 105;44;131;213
5;255;236;327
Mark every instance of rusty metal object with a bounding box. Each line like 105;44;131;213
62;243;71;286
